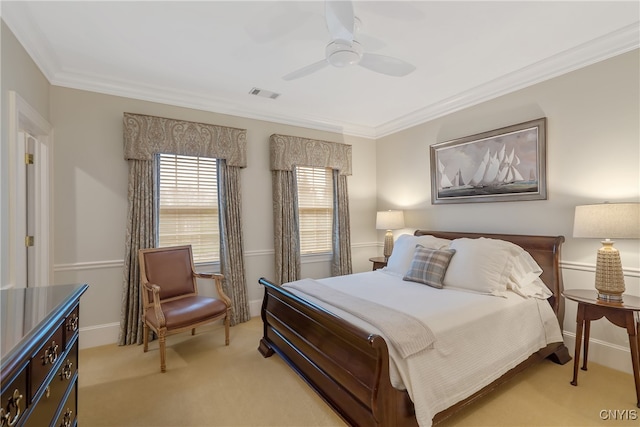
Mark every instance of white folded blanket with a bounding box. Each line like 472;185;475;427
284;278;436;358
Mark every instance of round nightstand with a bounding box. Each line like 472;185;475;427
563;289;640;408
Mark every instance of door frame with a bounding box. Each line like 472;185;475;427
8;91;53;288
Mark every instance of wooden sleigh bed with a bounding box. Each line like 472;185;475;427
258;230;572;426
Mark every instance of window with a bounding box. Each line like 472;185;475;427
296;166;333;254
158;154;219;263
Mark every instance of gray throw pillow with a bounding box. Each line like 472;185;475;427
403;245;456;289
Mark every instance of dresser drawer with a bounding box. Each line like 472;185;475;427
25;340;78;427
30;323;64;402
63;306;80;349
0;366;28;427
51;383;77;427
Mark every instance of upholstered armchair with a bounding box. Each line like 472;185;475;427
138;245;232;372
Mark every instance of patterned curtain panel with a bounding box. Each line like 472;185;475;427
119;159;155;345
218;160;250;325
272;169;301;284
269;134;352;283
332;171;352;276
120;113;248;345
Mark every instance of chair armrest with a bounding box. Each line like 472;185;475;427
142;282;166;327
194;272;232;309
213;275;232;309
194;272;218;279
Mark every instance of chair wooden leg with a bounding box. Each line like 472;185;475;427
224;315;230;346
143;323;149;353
159;331;167;373
191;328;196;336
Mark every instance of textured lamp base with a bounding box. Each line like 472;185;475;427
595;240;625;303
383;231;394;260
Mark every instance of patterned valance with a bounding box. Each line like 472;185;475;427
270;134;352;176
123;112;247;167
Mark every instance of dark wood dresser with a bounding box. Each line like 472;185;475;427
1;284;88;427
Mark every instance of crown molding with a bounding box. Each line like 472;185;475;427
51;68;378;139
4;2;637;140
2;3;59;82
374;23;639;138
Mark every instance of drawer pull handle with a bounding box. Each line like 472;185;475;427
66;314;79;332
42;341;59;365
61;360;74;380
60;409;73;427
0;389;23;426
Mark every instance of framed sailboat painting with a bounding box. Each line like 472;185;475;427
430;118;547;204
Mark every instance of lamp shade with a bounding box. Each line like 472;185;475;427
573;203;640;239
376;210;405;230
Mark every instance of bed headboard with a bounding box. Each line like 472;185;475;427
414;230;565;326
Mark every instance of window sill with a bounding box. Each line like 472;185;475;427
195;261;221;274
300;252;332;264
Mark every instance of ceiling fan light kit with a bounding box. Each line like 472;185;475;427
282;0;415;80
326;40;363;67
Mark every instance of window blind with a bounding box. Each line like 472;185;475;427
296;166;333;254
158;154;219;263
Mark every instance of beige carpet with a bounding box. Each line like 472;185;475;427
79;318;638;426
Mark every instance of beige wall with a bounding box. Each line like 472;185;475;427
377;49;640;373
49;87;379;342
1;21;51;285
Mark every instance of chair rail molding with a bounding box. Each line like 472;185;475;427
561;260;640;278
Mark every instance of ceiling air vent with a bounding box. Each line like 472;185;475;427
249;87;280;100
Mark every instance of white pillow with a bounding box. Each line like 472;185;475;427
385;234;452;276
509;249;542;287
443;238;515;297
507;249;552;299
509;277;553;299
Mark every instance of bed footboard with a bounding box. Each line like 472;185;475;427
258;277;418;427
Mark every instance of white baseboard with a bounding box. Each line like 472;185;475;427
563;331;633;375
80;299;264;349
249;298;262;318
79;322;120;349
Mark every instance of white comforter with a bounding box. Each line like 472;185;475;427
283;270;563;427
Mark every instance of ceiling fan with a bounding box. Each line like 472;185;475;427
282;1;416;81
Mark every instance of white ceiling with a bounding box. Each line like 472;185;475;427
2;1;639;138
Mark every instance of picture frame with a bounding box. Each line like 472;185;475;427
430;118;547;204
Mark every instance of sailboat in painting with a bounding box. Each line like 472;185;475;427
438;159;454;188
470;146;525;187
437;144;538;198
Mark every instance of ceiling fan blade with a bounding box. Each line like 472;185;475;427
356;33;386;52
246;13;304;43
283;59;328;81
358;53;416;77
325;0;354;41
364;2;425;22
245;3;312;43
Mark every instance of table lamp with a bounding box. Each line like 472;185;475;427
573;202;640;302
376;210;405;260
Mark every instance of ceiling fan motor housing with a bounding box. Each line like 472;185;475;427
326;39;363;67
